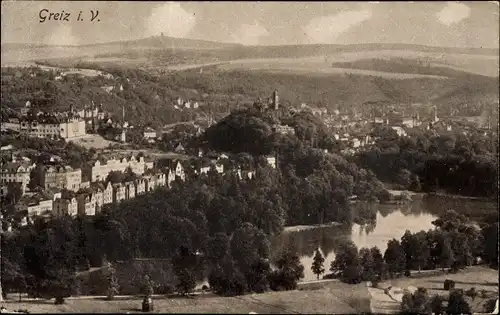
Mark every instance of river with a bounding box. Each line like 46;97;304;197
269;193;497;282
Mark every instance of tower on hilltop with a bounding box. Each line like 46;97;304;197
272;90;279;110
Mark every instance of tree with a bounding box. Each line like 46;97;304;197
23;220;78;304
270;249;305;291
141;275;154;298
370;246;387;281
106;267;120;301
106;171;125;184
447;289;472;315
439;238;455;271
175;268;196;296
384;239;406;278
330;240;361;284
481;222;499;268
1;259;26;302
230;223;270;288
208;256;247;296
429;294;444;315
396;168;412;189
359;247;376;282
311;249;325;280
400;288;430;315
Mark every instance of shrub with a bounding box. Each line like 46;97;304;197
444;279;455;291
465;287;477;300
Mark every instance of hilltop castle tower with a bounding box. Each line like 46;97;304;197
272;90;279;110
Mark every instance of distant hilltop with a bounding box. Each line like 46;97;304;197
2;38;498;55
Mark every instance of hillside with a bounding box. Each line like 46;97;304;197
2;64;498;127
83;36;243;50
331;58;485;78
2;39;498;77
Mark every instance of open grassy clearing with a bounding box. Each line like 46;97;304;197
216;58;449;79
2;282;371;314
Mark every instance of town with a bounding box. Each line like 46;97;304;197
0;2;498;314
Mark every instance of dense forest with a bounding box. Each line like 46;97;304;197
1;144;387;299
0;133;94;169
355;126;499;198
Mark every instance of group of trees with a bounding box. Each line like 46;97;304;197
355;127;498;198
0;126;391;302
309;210;496;285
400;287;474;315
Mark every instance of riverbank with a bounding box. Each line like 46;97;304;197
283;222;342;233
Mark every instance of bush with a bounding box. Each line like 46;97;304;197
465;287;477;300
444;279;455;291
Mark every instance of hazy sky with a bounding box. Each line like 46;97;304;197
1;1;498;48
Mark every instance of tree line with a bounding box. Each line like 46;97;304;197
355;126;498;198
309;209;497;285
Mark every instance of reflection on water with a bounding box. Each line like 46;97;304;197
270;194;497;282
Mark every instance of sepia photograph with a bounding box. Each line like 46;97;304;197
0;1;498;314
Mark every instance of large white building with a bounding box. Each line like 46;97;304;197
4;117;86;139
43;165;82;191
0;161;36;194
88;155;152;182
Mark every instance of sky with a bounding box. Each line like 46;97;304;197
1;1;498;48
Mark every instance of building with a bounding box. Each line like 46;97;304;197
89;183;105;213
7;115;87;139
173;161;185;181
53;197;78;217
167;169;176;188
391;126;408;137
144;175;156;192
272;124;295;135
43;165;82;191
88;155;150;182
174;143;185;153
17;195;54;217
143;127;157;140
77;193;96;216
236;167;256;181
112;183;126;203
154;173;166;188
0;161;36;194
1;118;21;132
266;156;277;169
135;178;146;196
103;181;113;205
124;181;136;200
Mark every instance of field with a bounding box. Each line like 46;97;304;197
70;134;118;150
2;267;496;314
217;57;448;79
2;281;371;314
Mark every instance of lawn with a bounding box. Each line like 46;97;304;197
2;281;371;314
